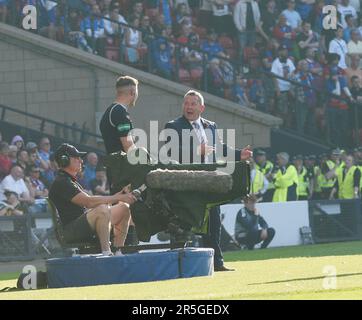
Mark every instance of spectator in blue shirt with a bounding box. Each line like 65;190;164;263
343;14;355;43
80;4;105;55
201;29;225;60
152;38;173;79
296;0;314;22
83;152;98;190
37;136;55;183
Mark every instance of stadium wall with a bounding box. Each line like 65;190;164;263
0;23;282;150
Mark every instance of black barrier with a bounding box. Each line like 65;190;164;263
0;210;61;262
308;199;362;243
0;215;32;261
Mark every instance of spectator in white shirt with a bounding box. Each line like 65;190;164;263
281;0;302;31
338;0;357;28
348;29;362;56
104;3;128;38
329;25;349;69
0;165;34;204
271;45;296;93
271;44;296;127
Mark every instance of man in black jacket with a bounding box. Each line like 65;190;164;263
164;90;252;271
235;194;275;250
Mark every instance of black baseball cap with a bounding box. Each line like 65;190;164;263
54;143;87;164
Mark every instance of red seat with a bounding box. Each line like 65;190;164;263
105;46;119;61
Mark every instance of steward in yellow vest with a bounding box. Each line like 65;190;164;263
254;149;274;202
293;155;312;200
251;166;269;201
318;151;341;199
272;152;299;202
329;155;361;200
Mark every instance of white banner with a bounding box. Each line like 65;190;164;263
220;201;310;248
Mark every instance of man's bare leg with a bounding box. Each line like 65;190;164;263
110;203;131;248
86;204;111;252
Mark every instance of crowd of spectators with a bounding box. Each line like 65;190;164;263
2;1;362;145
0;132;108;216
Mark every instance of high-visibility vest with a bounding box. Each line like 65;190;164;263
256;161;274;190
297;167;309;197
272;165;299;202
251;169;264;194
336;165;359;199
319;160;336;189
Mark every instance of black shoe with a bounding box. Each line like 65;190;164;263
214;265;235;272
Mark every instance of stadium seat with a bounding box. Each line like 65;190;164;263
105;45;119;62
46;198;101;255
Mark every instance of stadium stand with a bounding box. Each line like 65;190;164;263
2;0;362;148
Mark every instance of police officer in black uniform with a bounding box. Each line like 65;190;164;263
99;75;139;244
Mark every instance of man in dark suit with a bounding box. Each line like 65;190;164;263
164;90;252;271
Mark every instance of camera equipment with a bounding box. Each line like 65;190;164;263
132;184;147;201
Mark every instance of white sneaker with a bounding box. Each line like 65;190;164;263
114;250;124;256
102;250;114;256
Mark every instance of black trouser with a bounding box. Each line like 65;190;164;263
238;228;275;250
262;189;274;203
202;206;224;268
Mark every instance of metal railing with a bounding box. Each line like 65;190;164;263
0;104;104;153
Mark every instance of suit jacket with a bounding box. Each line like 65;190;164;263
164;115;241;164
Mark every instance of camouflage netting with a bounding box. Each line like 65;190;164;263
104;148;250;242
146;169;233;193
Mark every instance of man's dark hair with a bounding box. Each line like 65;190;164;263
116;75;139;89
4;190;18;198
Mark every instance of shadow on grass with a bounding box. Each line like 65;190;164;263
224;241;362;262
248;272;362;285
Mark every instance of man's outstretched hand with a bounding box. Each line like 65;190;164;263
240;145;253;161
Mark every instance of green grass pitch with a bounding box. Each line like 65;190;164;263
1;241;362;299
